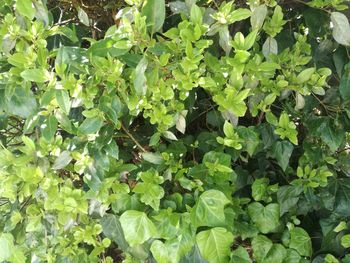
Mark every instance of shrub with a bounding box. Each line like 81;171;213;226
1;0;350;262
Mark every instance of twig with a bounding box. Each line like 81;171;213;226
120;123;147;153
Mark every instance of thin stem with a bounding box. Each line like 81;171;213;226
120;123;147;153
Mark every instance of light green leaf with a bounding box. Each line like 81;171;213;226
0;233;14;261
331;12;350;46
262;37;278;59
56;89;71;115
296;68;315;84
247;202;280;234
190;4;202;25
16;0;35;19
120;210;157;246
341;234;350;248
142;0;165;33
134;57;148;96
78;116;104;135
42;115;58;141
21;68;50;83
191;190;230;227
231;246;252;263
53;151;72;170
196;227;233;263
77;7;89;26
251;5;267;30
289;227;312;257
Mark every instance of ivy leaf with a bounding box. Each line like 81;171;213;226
101;214;128;250
289;227;312;257
277;185;303;215
16;0;35;20
196;227;233;263
181;245;208;263
119;210;157;246
331;12;350;46
247;202;280;234
151;237;194;263
142;0;165;33
231;246;252;263
134;57;148;96
272;141;293;171
191;190;230;227
252;235;273;262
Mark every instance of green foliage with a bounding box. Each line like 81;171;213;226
1;0;350;262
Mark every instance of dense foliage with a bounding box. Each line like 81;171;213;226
1;0;350;262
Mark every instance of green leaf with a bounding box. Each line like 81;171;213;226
196;227;233;263
16;0;35;19
21;68;50;83
252;178;269;201
252;235;273;262
56;90;71;115
181;245;208;263
190;4;202;25
119;210;157;246
251;5;267;30
142;152;164;164
6;87;37;118
262;37;278;58
228;8;251;24
247;202;280;234
191;190;230;227
231;246;252;263
277;185;303;215
77;7;89;26
134;57;148;96
339;63;350;101
53;151;72;170
289;227;312;257
101;214;128;250
142;0;165;33
42;115;58;141
331;12;350;46
296;68;315;84
341;234;350;248
272;141;293;171
78;117;103;135
0;233;14;261
151;237;194;263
